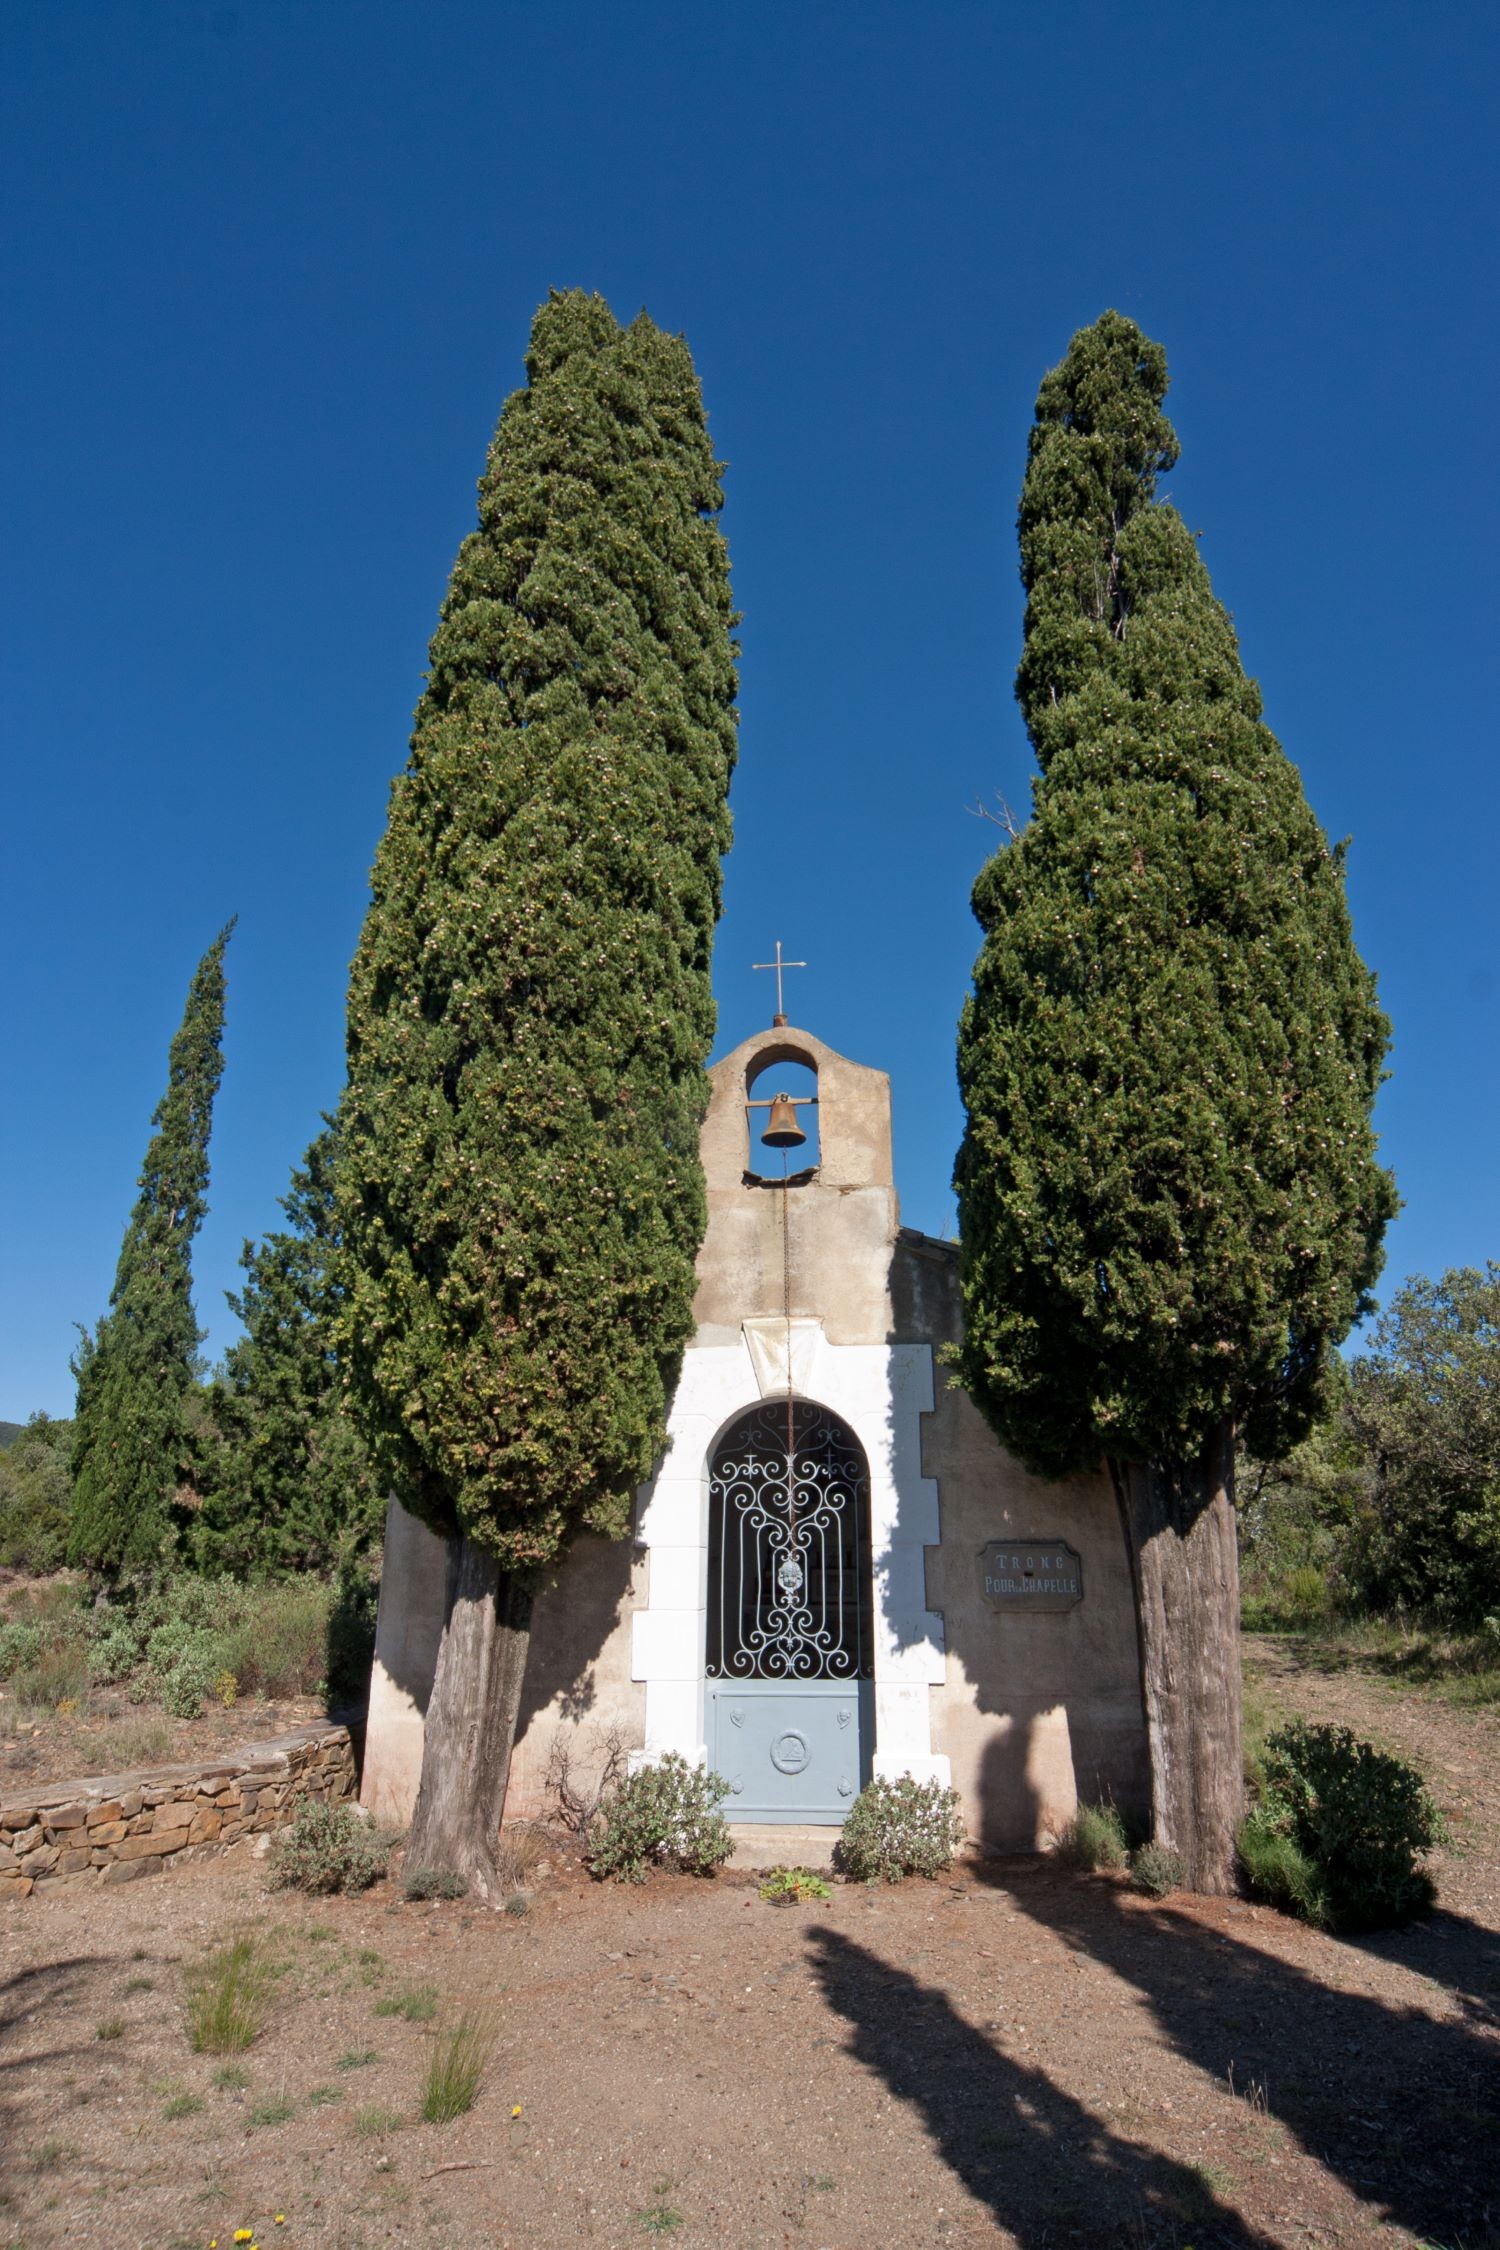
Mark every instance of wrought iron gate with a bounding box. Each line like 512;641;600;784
705;1400;873;1821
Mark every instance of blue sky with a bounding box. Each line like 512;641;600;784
3;1;1496;1420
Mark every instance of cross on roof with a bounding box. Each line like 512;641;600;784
752;940;806;1027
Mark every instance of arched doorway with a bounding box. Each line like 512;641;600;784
705;1399;874;1822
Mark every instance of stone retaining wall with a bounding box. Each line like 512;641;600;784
0;1721;357;1899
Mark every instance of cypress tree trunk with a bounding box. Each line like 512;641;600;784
404;1536;534;1899
1112;1423;1242;1894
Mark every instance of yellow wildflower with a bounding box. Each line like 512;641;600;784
511;2104;522;2118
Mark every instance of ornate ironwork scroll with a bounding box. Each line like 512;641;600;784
706;1401;873;1680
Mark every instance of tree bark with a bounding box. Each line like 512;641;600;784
404;1533;533;1903
1110;1418;1242;1894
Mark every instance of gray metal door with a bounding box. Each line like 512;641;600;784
704;1401;873;1823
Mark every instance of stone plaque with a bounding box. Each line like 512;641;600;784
977;1539;1083;1613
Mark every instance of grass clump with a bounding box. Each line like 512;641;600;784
269;1797;388;1895
586;1752;733;1884
1129;1842;1185;1898
162;2091;203;2120
338;2046;378;2071
185;1934;276;2054
759;1865;833;1904
418;2009;495;2125
248;2094;296;2129
835;1775;965;1883
633;2182;685;2235
1239;1719;1443;1930
94;2013;126;2041
1055;1800;1129;1872
211;2063;250;2090
374;1982;439;2023
353;2104;407;2138
402;1865;468;1902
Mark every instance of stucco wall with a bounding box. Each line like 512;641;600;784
893;1232;1149;1850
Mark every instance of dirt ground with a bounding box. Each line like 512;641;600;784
1;1640;1496;2250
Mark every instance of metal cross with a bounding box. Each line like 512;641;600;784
752;940;806;1027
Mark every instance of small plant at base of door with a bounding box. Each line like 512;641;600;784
586;1752;733;1883
759;1865;833;1904
835;1774;964;1882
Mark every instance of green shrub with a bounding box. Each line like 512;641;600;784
419;2009;494;2124
0;1621;43;1679
403;1866;468;1902
89;1622;142;1684
1242;1720;1442;1929
268;1798;388;1895
1129;1842;1185;1898
161;1640;220;1718
217;1578;330;1699
1055;1800;1129;1873
586;1752;733;1884
759;1865;833;1904
1237;1811;1329;1926
835;1774;965;1883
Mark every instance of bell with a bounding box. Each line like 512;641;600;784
762;1092;807;1150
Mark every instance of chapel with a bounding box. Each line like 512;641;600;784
361;1017;1148;1854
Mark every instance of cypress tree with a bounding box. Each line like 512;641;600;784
338;290;737;1887
954;314;1394;1889
196;1123;381;1577
71;923;235;1575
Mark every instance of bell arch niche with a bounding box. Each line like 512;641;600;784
704;1397;873;1821
744;1045;820;1181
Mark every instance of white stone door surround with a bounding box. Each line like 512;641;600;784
630;1317;950;1801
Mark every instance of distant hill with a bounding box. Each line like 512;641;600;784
0;1421;24;1449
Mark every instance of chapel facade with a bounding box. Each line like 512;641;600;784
361;1023;1148;1853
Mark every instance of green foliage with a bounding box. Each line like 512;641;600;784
268;1798;388;1894
196;1124;383;1578
337;290;738;1572
70;925;234;1573
1055;1799;1129;1873
1342;1265;1500;1627
159;1641;219;1718
185;1934;276;2052
1237;1376;1367;1627
374;1982;439;2022
402;1865;468;1901
0;1620;44;1678
586;1751;733;1883
759;1865;833;1904
0;1414;73;1571
954;313;1394;1478
418;2009;495;2124
835;1774;965;1883
1129;1841;1185;1897
1242;1720;1442;1929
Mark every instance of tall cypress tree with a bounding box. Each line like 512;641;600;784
339;290;737;1887
196;1123;381;1578
955;314;1394;1889
71;923;234;1575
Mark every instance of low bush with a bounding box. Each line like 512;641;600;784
419;2009;495;2124
12;1640;90;1713
1240;1720;1443;1930
586;1752;733;1884
835;1774;965;1883
1129;1842;1185;1898
760;1865;833;1904
160;1640;220;1719
0;1621;43;1680
402;1866;468;1902
268;1798;388;1895
1054;1800;1129;1873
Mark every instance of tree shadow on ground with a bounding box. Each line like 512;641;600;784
0;1955;116;2188
996;1862;1500;2246
808;1925;1279;2249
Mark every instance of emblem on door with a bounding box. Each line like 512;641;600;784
769;1730;811;1775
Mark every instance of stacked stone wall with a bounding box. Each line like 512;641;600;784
0;1722;357;1899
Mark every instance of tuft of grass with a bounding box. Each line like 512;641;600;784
1055;1800;1129;1872
29;2138;74;2174
248;2095;296;2130
353;2104;407;2138
337;2047;378;2071
633;2182;685;2235
306;2084;342;2107
1236;1817;1330;1927
185;1934;276;2054
374;1981;438;2023
1129;1842;1185;1898
211;2064;250;2091
122;1976;154;1996
163;2092;203;2121
503;1891;530;1917
418;2010;495;2125
94;2013;126;2042
94;1715;175;1769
